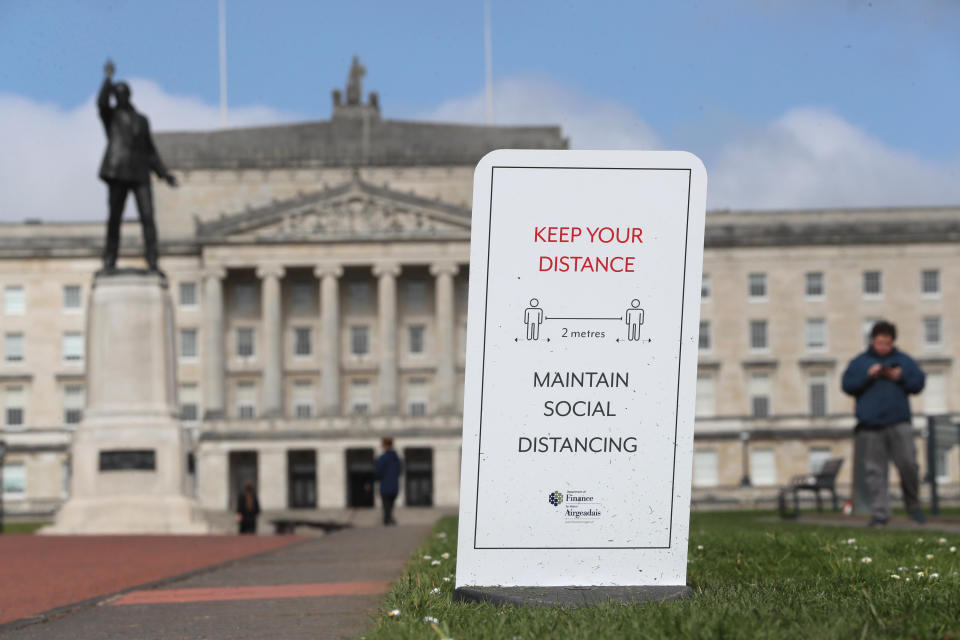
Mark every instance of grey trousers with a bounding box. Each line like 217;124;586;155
856;421;920;521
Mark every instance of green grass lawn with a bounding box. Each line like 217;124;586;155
1;521;49;534
364;513;960;639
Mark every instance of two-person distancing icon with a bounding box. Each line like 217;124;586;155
522;298;645;341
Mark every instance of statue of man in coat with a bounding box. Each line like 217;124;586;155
97;59;177;274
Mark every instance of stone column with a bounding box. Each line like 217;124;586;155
258;447;286;511
315;264;343;416
257;265;286;418
374;262;401;415
431;262;459;413
202;266;227;419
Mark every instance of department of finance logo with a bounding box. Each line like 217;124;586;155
548;490;563;507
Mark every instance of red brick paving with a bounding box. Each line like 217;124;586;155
111;580;391;605
0;535;303;625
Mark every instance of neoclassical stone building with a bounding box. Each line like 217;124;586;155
1;68;958;517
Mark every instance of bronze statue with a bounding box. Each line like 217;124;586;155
345;55;366;106
97;59;177;274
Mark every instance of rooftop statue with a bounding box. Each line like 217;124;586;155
97;58;177;275
345;55;366;106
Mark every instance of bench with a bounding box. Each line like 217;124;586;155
778;457;844;519
270;519;352;535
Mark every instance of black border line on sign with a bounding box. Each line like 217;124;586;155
473;165;693;550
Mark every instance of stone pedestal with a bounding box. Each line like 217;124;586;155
44;271;208;534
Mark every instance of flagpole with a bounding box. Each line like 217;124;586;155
484;0;493;125
219;0;228;128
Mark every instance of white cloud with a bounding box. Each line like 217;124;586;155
708;108;960;210
0;79;298;223
421;75;660;151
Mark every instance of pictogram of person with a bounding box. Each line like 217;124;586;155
625;299;645;341
524;298;544;340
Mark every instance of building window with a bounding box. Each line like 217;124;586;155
178;282;197;307
4;285;25;314
350;326;370;356
236;327;255;357
63;285;82;310
701;274;711;299
349;379;372;415
5;385;25;428
921;269;940;296
805;318;826;351
925;371;947;414
233;283;257;314
179;328;198;360
805;272;824;298
862;317;881;348
749;374;771;418
863;270;882;296
809;374;828;417
698;321;711;351
4;333;24;362
2;463;25;499
347;281;373;312
809;447;832;474
407;377;428;417
62;332;84;362
693;450;718;487
408;325;426;354
292;379;314;419
179;383;199;422
748;273;767;299
695;374;716;418
293;327;312;356
236;381;256;419
749;320;768;350
64;385;84;425
750;448;777;486
923;316;942;348
290;282;315;313
404;280;428;312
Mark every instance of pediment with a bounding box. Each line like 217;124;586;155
197;178;471;243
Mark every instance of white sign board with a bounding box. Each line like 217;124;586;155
456;150;707;587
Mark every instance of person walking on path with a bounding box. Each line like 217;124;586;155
842;320;926;527
236;481;261;534
375;437;403;526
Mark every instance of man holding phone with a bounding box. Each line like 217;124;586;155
842;320;926;527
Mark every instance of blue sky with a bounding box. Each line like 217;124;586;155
1;1;958;220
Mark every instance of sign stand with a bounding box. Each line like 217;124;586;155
454;150;707;606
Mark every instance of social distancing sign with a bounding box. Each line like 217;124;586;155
456;150;707;587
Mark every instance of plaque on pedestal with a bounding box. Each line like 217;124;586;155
43;272;208;534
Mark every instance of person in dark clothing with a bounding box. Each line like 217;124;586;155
236;481;260;534
842;320;926;527
375;437;403;526
97;59;177;274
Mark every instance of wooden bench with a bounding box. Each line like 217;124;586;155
270;519;352;535
778;457;844;519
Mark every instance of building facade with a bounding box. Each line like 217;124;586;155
2;69;959;517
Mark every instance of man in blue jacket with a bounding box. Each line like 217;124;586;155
842;320;926;526
375;437;403;526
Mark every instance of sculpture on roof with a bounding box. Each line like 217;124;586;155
345;55;366;106
96;58;177;275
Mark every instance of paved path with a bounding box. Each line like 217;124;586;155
1;525;430;640
0;536;302;626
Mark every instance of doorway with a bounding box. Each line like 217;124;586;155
288;450;317;509
404;448;433;507
228;450;258;510
345;448;375;508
